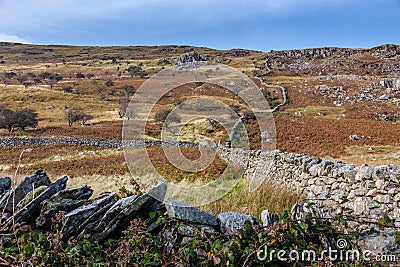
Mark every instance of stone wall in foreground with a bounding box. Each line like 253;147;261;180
2;137;399;225
217;146;400;225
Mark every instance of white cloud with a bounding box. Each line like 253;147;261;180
0;33;29;43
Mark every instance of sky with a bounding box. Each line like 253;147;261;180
0;0;399;51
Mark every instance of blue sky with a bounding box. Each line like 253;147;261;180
0;0;399;51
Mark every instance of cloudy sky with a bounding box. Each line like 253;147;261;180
0;0;398;51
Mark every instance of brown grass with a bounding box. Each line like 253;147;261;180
203;178;303;218
147;146;227;183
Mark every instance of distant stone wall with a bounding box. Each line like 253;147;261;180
0;137;198;149
217;146;400;225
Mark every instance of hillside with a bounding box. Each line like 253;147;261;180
0;42;400;190
1;43;400;266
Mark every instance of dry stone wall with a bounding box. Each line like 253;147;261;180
1;137;399;225
217;146;400;225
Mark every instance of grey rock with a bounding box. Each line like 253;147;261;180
349;135;360;141
165;199;218;226
62;192;116;238
316;188;331;200
35;184;93;229
35;198;88;229
177;224;197;237
91;183;166;242
159;226;178;254
0;177;11;195
89;195;137;236
375;180;386;190
355;165;374;181
331;163;355;178
5;176;67;225
16;185;48;210
0;169;51;212
366;188;378;197
49;184;93;202
344;197;371;215
358;230;400;258
261;210;279;227
310;185;325;196
374;194;392;204
291;202;324;221
218;212;261;233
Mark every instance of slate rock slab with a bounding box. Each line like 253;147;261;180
0;177;11;195
35;184;94;229
0;169;51;212
165;199;218;226
49;184;93;202
62;192;116;239
218;211;261;233
5;176;68;225
91;183;167;243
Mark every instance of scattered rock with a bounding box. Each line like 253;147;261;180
349;135;360;141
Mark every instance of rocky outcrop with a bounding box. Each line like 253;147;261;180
263;44;400;76
229;49;250;57
264;44;400;61
265;47;340;59
174;51;207;66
